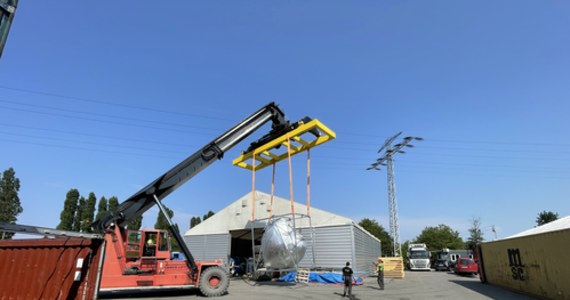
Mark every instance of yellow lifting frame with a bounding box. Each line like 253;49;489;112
232;119;336;171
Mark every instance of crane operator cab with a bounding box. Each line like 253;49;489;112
144;232;158;257
143;231;170;258
126;229;171;260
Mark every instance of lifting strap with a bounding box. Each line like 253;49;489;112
306;148;311;217
269;163;276;220
250;136;314;223
251;154;256;224
286;136;296;222
248;135;316;272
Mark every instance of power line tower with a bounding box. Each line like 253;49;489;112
367;132;422;257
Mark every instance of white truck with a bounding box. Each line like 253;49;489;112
407;243;431;271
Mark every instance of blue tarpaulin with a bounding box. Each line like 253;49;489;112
278;272;363;285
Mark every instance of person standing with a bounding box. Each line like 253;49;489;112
373;256;385;290
342;261;354;297
246;257;254;275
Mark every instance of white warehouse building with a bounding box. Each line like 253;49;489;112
183;190;381;274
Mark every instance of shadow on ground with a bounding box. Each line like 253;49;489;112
450;279;538;300
98;288;200;299
332;291;362;300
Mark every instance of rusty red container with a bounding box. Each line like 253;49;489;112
0;237;105;300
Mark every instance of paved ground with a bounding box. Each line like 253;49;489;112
100;270;539;300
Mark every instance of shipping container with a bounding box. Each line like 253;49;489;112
478;227;570;300
0;236;105;300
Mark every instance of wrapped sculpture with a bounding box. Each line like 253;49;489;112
260;218;306;269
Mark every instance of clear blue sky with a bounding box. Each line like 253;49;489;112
1;1;569;243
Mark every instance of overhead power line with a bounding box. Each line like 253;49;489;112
0;85;233;121
0;98;221;132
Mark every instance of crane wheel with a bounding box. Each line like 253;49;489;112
199;266;229;297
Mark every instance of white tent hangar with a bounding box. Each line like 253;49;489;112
183;190;381;274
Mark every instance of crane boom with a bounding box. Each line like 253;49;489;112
92;102;299;231
0;0;18;58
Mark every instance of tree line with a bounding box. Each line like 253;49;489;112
358;218;472;256
359;212;561;257
0;167;562;245
55;189;142;233
54;188;216;252
0;167;216;240
56;188;216;234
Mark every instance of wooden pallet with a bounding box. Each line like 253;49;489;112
296;268;310;283
383;257;405;279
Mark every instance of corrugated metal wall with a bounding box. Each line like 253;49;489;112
0;237;104;300
298;227;315;268
185;233;230;264
301;225;355;271
480;229;570;300
187;224;380;275
353;225;381;275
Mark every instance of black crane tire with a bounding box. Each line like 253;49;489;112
199;266;230;297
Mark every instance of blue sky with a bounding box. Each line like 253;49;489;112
1;1;569;243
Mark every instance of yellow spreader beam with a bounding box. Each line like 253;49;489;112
232;119;336;171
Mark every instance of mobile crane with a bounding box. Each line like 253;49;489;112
91;102;314;296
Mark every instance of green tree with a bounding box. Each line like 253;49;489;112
401;240;410;264
80;192;97;233
73;196;85;232
188;211;216;229
155;207;181;251
359;218;393;257
466;217;484;250
203;210;215;221
155;207;174;230
536;210;559;226
96;196;108;221
170;223;182;252
57;189;80;231
0;167;22;239
108;196;119;212
126;215;143;231
190;216;201;228
415;224;464;251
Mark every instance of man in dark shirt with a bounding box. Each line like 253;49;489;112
342;261;354;297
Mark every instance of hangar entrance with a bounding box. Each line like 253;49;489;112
229;228;265;276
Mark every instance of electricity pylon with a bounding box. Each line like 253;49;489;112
367;132;422;257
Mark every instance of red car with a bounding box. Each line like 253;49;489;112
454;257;478;276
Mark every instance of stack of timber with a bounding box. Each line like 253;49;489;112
384;257;405;279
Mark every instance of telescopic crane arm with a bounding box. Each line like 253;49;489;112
92;102;307;274
93;102;298;232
